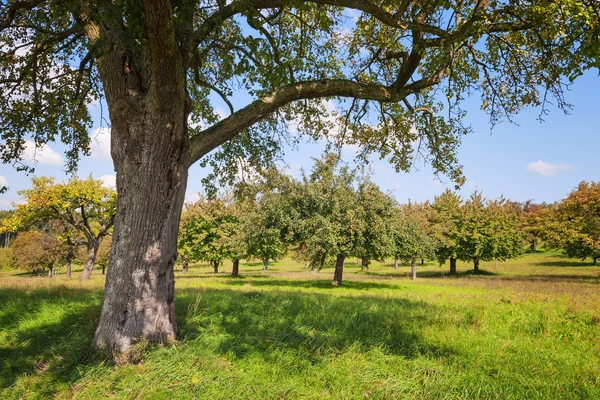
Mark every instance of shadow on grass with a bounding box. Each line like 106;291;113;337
0;280;451;396
0;286;106;395
534;259;599;268
176;286;451;362
223;277;406;291
364;269;499;279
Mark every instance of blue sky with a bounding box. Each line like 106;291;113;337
1;67;598;210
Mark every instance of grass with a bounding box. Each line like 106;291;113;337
1;251;599;399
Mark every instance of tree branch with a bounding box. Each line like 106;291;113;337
188;79;406;166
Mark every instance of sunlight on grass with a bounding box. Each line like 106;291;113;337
1;251;599;399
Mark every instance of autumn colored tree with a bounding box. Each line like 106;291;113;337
11;230;60;276
2;0;598;352
2;176;116;280
550;182;600;264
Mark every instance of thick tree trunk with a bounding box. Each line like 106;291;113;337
48;263;54;278
102;264;106;275
92;86;189;352
411;258;417;280
232;259;239;277
332;254;345;286
473;256;480;273
81;239;101;281
421;258;424;266
530;240;536;252
262;259;268;272
212;260;219;274
450;257;457;275
394;258;398;270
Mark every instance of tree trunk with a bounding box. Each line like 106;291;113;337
411;258;417;280
213;260;219;274
81;238;101;281
394;258;398;270
473;256;480;273
92;99;189;352
232;259;239;277
102;264;106;275
593;257;597;266
332;254;345;286
182;255;189;274
450;257;457;275
530;240;536;252
262;259;268;272
361;258;369;271
48;263;54;278
65;249;73;279
421;258;424;266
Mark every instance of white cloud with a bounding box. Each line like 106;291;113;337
22;141;63;166
0;175;7;187
99;174;116;189
89;127;111;160
526;161;574;177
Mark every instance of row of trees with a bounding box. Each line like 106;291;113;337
2;170;598;282
178;155;528;285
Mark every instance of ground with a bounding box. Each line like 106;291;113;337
0;251;599;399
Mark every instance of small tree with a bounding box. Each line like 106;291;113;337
391;204;436;280
430;190;463;275
11;230;59;276
550;182;600;264
4;176;116;280
286;154;361;285
179;196;238;273
354;177;395;272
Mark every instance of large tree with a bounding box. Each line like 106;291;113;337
1;0;598;353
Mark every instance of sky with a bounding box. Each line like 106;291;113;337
1;38;599;210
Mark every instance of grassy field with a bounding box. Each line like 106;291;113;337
1;251;599;399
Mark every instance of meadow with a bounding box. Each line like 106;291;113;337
1;251;599;399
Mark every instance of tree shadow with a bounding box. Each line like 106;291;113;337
365;269;498;279
499;274;600;283
533;259;598;268
0;287;106;394
223;278;406;291
176;287;452;362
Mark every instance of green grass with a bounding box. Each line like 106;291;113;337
1;251;599;399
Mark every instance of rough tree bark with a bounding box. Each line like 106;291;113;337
232;259;239;277
450;257;457;275
213;260;219;274
473;256;480;273
411;258;417;280
332;254;345;286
